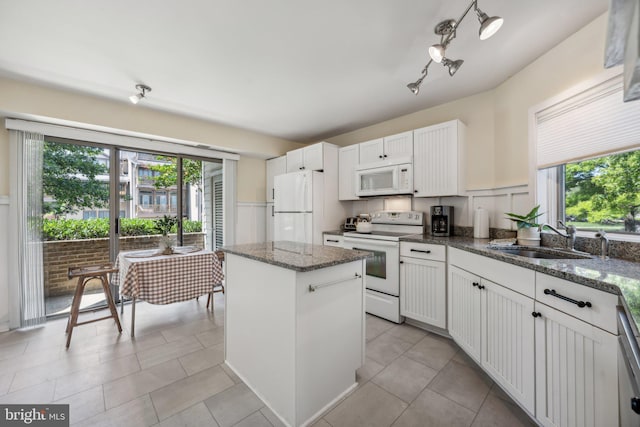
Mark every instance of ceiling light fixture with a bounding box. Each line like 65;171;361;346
129;84;152;104
407;0;503;95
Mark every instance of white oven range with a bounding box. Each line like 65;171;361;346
343;211;425;323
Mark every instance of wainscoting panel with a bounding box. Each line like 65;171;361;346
236;202;267;244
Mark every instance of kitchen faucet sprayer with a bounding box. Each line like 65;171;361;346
595;230;609;260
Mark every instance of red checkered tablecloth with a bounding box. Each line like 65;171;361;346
114;249;224;305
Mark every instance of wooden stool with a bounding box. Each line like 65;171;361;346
66;263;122;348
207;251;225;310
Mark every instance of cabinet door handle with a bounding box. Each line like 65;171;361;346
410;249;431;254
543;289;592;308
383;154;388;158
472;282;479;287
271;205;274;217
378;155;383;159
272;188;274;200
414;190;418;193
399;260;404;264
478;285;485;290
532;312;542;318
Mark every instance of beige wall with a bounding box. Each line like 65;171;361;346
326;91;496;190
327;13;609;190
0;76;303;201
237;157;267;202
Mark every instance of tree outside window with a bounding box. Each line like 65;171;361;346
565;150;640;233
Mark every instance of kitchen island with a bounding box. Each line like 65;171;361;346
222;241;370;427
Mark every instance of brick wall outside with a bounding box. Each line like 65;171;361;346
43;233;205;296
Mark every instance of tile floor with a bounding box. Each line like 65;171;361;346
0;296;535;426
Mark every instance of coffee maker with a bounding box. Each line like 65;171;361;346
431;206;453;237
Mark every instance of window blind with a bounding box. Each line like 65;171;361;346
536;73;640;168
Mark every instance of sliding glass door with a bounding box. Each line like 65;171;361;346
38;140;223;318
42;137;113;316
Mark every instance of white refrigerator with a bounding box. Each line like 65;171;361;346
274;170;324;244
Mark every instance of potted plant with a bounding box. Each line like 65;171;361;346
505;205;543;246
154;215;177;254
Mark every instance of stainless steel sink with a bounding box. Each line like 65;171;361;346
488;247;591;260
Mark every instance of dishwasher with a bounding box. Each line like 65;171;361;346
618;305;640;426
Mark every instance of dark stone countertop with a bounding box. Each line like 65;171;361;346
401;233;640;333
221;241;371;272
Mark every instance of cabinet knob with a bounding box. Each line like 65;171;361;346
472;282;479;287
383;154;388;158
478;285;485;290
378;155;383;159
531;312;542;318
414;190;418;193
399;260;404;264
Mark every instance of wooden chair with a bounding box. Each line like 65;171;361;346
207;250;225;310
66;263;122;348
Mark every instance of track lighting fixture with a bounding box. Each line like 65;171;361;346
408;0;503;95
442;58;464;77
129;84;152;104
407;64;431;95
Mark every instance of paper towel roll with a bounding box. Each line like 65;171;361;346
474;207;489;238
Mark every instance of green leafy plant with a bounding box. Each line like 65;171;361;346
42;218;202;241
505;205;544;229
153;215;177;236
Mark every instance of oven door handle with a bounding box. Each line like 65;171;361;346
343;237;399;248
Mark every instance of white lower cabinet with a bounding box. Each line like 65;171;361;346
481;279;535;414
449;248;619;427
448;265;482;362
534;302;618;427
400;257;446;328
448;265;536;413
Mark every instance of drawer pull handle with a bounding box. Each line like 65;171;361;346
544;289;592;308
326;239;339;243
410;249;432;254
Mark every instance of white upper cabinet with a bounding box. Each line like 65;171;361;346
358;138;384;164
413;120;466;197
266;156;287;202
359;131;413;165
338;145;359;201
383;131;413;160
286;142;326;173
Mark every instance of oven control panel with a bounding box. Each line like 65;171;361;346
370;211;424;225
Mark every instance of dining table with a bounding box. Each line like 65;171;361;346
112;246;224;337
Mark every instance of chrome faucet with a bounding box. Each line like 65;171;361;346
595;230;609;260
540;220;577;251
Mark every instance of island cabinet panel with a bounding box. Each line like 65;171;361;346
224;254;297;424
224;251;365;427
295;261;365;423
534;302;618;427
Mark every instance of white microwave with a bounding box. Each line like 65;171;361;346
355;158;413;197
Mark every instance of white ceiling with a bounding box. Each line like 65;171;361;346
0;0;608;142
